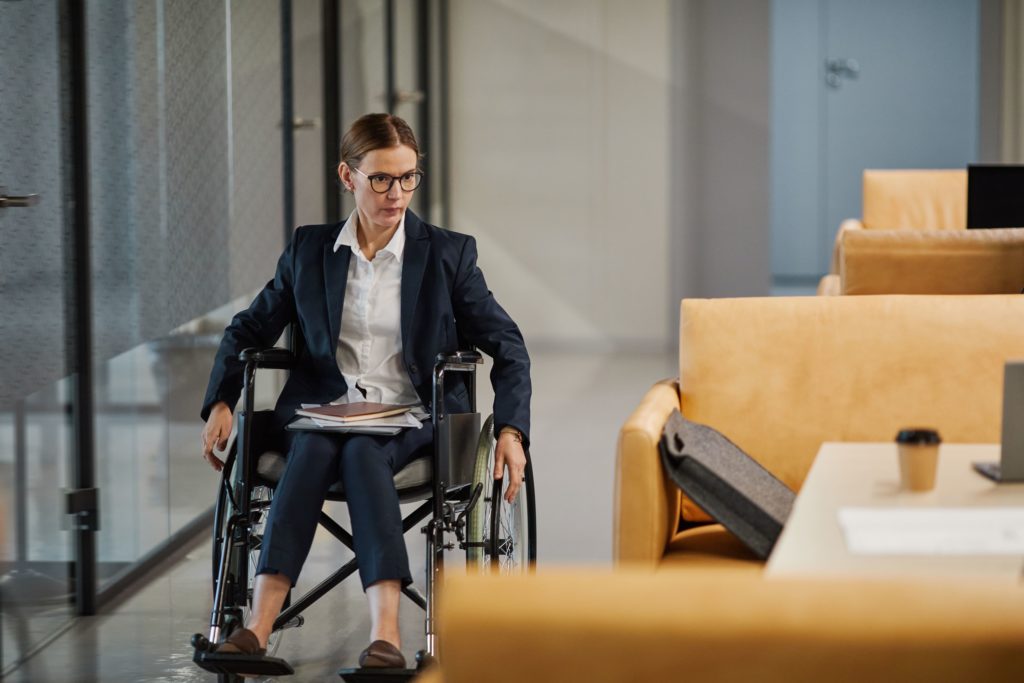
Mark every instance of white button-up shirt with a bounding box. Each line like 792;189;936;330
332;210;422;409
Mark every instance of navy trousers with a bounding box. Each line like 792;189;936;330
256;423;433;590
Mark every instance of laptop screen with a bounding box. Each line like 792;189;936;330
966;164;1024;229
1001;361;1024;481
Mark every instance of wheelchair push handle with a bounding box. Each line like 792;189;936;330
434;350;482;372
239;347;296;369
433;350;483;418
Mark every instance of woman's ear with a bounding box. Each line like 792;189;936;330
338;162;353;192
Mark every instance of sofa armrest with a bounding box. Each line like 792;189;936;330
816;273;841;296
415;668;444;683
829;218;864;274
613;379;681;566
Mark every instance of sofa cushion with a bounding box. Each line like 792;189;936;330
862;169;966;230
660;524;762;571
678;295;1024;522
840;227;1024;295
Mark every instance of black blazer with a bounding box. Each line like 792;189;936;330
201;210;531;443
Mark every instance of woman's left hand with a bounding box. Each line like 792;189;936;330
493;431;527;503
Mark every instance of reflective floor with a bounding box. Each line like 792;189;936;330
2;349;676;682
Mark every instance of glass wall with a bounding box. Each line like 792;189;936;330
0;0;77;672
1;0;447;674
84;0;288;583
1;0;289;672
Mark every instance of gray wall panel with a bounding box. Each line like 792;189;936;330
0;0;69;407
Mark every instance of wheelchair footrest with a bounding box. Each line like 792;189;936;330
193;649;295;676
337;667;417;682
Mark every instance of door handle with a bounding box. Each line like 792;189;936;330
825;58;860;89
277;117;320;130
393;90;425;105
0;187;40;209
291;117;320;130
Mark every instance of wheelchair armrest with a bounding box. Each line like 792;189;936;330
435;350;483;371
239;347;296;369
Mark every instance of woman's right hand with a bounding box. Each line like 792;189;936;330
201;402;233;472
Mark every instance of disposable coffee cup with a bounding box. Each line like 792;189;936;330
895;428;941;492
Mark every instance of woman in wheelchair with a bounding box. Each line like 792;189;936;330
198;113;531;671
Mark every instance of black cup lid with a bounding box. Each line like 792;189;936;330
895;428;942;445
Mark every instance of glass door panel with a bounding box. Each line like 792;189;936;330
0;0;77;674
338;0;434;218
83;0;287;586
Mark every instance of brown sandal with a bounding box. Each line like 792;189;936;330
213;627;266;656
358;640;406;668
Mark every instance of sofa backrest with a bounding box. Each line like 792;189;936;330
840;228;1024;295
862;169;966;230
678;295;1024;520
437;570;1024;683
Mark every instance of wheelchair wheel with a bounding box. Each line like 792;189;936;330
465;414;536;572
209;444;285;659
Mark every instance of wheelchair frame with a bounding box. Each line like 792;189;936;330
192;346;536;677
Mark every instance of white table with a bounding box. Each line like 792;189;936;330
765;442;1024;582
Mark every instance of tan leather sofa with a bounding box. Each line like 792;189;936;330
835;227;1024;295
818;169;967;295
421;569;1024;683
417;295;1024;683
615;295;1024;568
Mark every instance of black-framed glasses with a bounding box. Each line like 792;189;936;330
353;167;423;193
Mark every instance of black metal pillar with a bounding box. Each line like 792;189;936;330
281;0;295;245
385;0;396;113
439;0;451;227
417;0;430;187
323;0;342;223
62;0;97;617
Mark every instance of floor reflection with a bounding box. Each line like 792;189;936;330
0;295;270;676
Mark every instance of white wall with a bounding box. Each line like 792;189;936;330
449;0;773;351
449;0;673;351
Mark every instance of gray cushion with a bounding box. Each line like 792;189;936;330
255;451;434;501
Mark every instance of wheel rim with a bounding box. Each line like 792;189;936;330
489;473;528;573
466;415;495;566
467;414;531;574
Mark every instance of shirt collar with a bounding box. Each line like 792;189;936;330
333;209;406;261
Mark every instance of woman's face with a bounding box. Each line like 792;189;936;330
339;144;418;231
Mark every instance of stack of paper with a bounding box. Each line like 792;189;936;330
291;403;427;434
306;410;424;430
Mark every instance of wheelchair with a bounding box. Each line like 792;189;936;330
191;346;536;682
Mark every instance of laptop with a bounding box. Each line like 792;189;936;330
966;164;1024;229
973;360;1024;482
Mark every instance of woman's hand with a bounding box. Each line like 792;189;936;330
493;429;527;503
201;402;233;472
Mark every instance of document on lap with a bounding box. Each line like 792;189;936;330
296;401;416;423
308;412;423;430
291;402;426;432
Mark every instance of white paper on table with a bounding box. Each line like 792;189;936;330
837;507;1024;555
